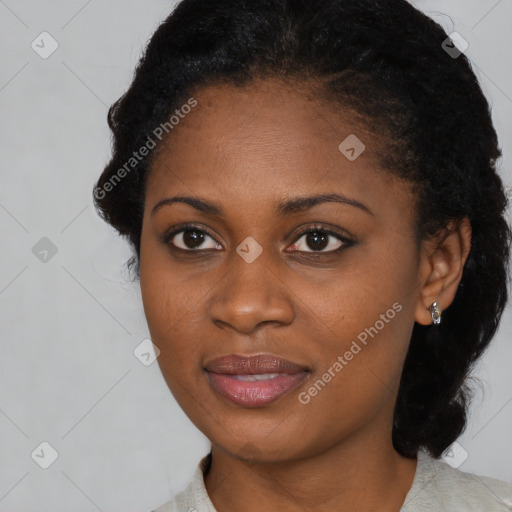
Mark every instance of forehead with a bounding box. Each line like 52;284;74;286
145;78;411;218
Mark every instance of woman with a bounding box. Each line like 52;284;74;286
93;0;512;510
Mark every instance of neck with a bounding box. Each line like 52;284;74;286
204;423;418;512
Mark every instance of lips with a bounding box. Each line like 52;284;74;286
204;354;310;408
205;353;308;375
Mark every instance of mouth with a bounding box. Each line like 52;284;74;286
204;353;310;408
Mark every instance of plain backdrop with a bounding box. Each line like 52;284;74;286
0;1;511;511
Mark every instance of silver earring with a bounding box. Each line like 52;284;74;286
429;301;441;324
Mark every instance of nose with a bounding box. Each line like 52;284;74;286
208;251;295;335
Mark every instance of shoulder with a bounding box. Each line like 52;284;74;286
402;450;512;511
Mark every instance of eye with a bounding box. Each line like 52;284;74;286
162;223;354;254
163;224;222;251
288;225;354;253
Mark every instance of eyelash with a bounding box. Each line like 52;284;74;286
161;223;355;255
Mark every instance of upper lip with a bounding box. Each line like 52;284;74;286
204;353;309;375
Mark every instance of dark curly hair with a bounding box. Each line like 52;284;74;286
93;0;511;459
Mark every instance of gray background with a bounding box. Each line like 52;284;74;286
0;1;511;511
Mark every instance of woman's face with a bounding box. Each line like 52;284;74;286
140;78;424;461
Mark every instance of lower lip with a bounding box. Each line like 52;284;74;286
206;372;308;408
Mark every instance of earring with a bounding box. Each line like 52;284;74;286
429;301;441;325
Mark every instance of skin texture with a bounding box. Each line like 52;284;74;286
139;78;471;512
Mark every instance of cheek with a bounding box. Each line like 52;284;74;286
139;234;199;364
290;293;413;454
139;239;234;411
140;261;207;412
140;271;204;370
305;240;418;395
307;296;409;404
140;228;196;324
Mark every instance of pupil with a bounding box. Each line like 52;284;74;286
183;230;204;248
307;231;328;251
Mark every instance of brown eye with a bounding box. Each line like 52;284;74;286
166;227;222;251
288;226;353;254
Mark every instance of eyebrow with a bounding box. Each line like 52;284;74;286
151;193;374;217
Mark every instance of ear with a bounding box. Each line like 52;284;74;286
414;217;472;325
